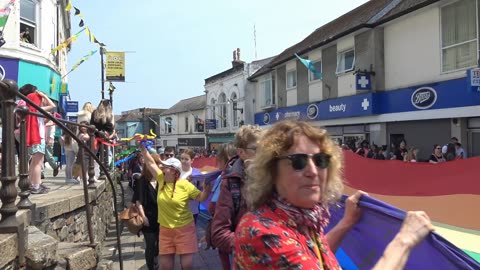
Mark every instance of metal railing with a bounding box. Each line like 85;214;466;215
0;79;124;270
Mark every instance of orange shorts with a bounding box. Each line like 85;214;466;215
159;222;198;255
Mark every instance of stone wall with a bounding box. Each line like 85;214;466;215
34;183;114;245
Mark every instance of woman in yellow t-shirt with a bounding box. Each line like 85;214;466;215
141;145;212;270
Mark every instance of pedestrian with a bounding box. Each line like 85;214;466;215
132;153;161;270
77;102;95;124
61;123;80;184
180;148;202;224
234;120;434;269
20;84;56;194
211;125;264;269
140;144;213;270
42;114;60;178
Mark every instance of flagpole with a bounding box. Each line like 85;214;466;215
100;47;105;99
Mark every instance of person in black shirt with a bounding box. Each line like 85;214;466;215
131;153;161;270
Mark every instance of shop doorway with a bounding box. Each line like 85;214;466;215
343;134;368;151
468;130;480;157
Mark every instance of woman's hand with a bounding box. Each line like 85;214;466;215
202;180;213;193
396;211;434;249
143;217;150;227
341;190;367;228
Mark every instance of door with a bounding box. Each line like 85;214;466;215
343;134;367;150
468;130;480;157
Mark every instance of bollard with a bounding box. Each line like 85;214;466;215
0;79;20;230
15;106;33;209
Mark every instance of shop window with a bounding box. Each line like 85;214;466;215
441;0;477;72
286;69;297;89
20;0;37;46
336;49;355;74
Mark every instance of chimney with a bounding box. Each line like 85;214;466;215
231;48;245;68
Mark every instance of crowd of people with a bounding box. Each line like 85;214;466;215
12;83;438;270
121;122;434;270
13;83;118;194
346;137;467;163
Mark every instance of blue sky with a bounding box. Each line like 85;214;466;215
67;0;369;114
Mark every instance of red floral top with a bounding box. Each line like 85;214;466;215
234;203;342;270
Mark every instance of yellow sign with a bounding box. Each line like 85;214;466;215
105;51;125;82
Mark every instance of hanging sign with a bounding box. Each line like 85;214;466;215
105;51;125;82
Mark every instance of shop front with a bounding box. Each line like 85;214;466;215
178;137;206;149
207;133;235;151
0;57;63;101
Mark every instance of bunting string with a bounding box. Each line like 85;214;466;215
51;28;85;54
63;50;97;78
66;0;106;48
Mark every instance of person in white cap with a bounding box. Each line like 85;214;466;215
140;143;213;270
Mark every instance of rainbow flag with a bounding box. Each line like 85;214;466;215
0;0;15;28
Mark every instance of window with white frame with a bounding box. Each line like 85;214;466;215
260;75;273;107
231;92;239;127
336;49;355;74
165;117;172;134
20;0;38;45
286;69;297;89
309;60;323;81
210;98;216;119
218;93;227;128
441;0;477;72
184;116;189;132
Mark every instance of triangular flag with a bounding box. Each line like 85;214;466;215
65;1;72;11
294;53;322;80
74;7;80;15
79;19;84;27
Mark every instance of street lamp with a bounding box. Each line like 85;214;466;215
227;99;243;114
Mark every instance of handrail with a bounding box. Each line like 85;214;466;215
5;84;124;270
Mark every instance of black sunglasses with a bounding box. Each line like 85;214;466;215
165;153;174;158
277;153;331;170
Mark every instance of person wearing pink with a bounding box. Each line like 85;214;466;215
19;84;56;194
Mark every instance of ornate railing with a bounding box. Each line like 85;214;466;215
0;79;124;270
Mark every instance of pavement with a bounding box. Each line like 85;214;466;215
101;179;224;270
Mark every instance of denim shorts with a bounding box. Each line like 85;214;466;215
28;143;46;155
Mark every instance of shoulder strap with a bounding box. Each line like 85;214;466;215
227;177;241;227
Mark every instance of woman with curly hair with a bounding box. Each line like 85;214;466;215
234;120;434;270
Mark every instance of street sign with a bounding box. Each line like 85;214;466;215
468;68;480;92
65;101;78;112
68;116;78;122
205;119;217;130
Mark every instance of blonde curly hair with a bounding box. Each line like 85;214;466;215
246;120;344;210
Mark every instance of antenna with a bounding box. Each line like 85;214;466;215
254;24;257;59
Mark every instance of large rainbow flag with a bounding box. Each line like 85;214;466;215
191;153;480;268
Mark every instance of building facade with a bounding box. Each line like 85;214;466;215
116;108;166;146
249;0;480;160
204;48;273;149
159;95;206;151
0;0;71;104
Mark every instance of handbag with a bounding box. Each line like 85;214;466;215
119;204;144;236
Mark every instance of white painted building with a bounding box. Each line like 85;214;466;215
249;0;480;160
0;0;71;103
159;95;207;151
204;48;273;149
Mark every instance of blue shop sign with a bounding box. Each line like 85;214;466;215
65;101;79;112
356;73;371;91
205;119;217;130
255;93;374;125
68;116;78;122
0;57;19;81
254;77;480;126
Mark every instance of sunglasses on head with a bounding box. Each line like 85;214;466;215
277;153;331;170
